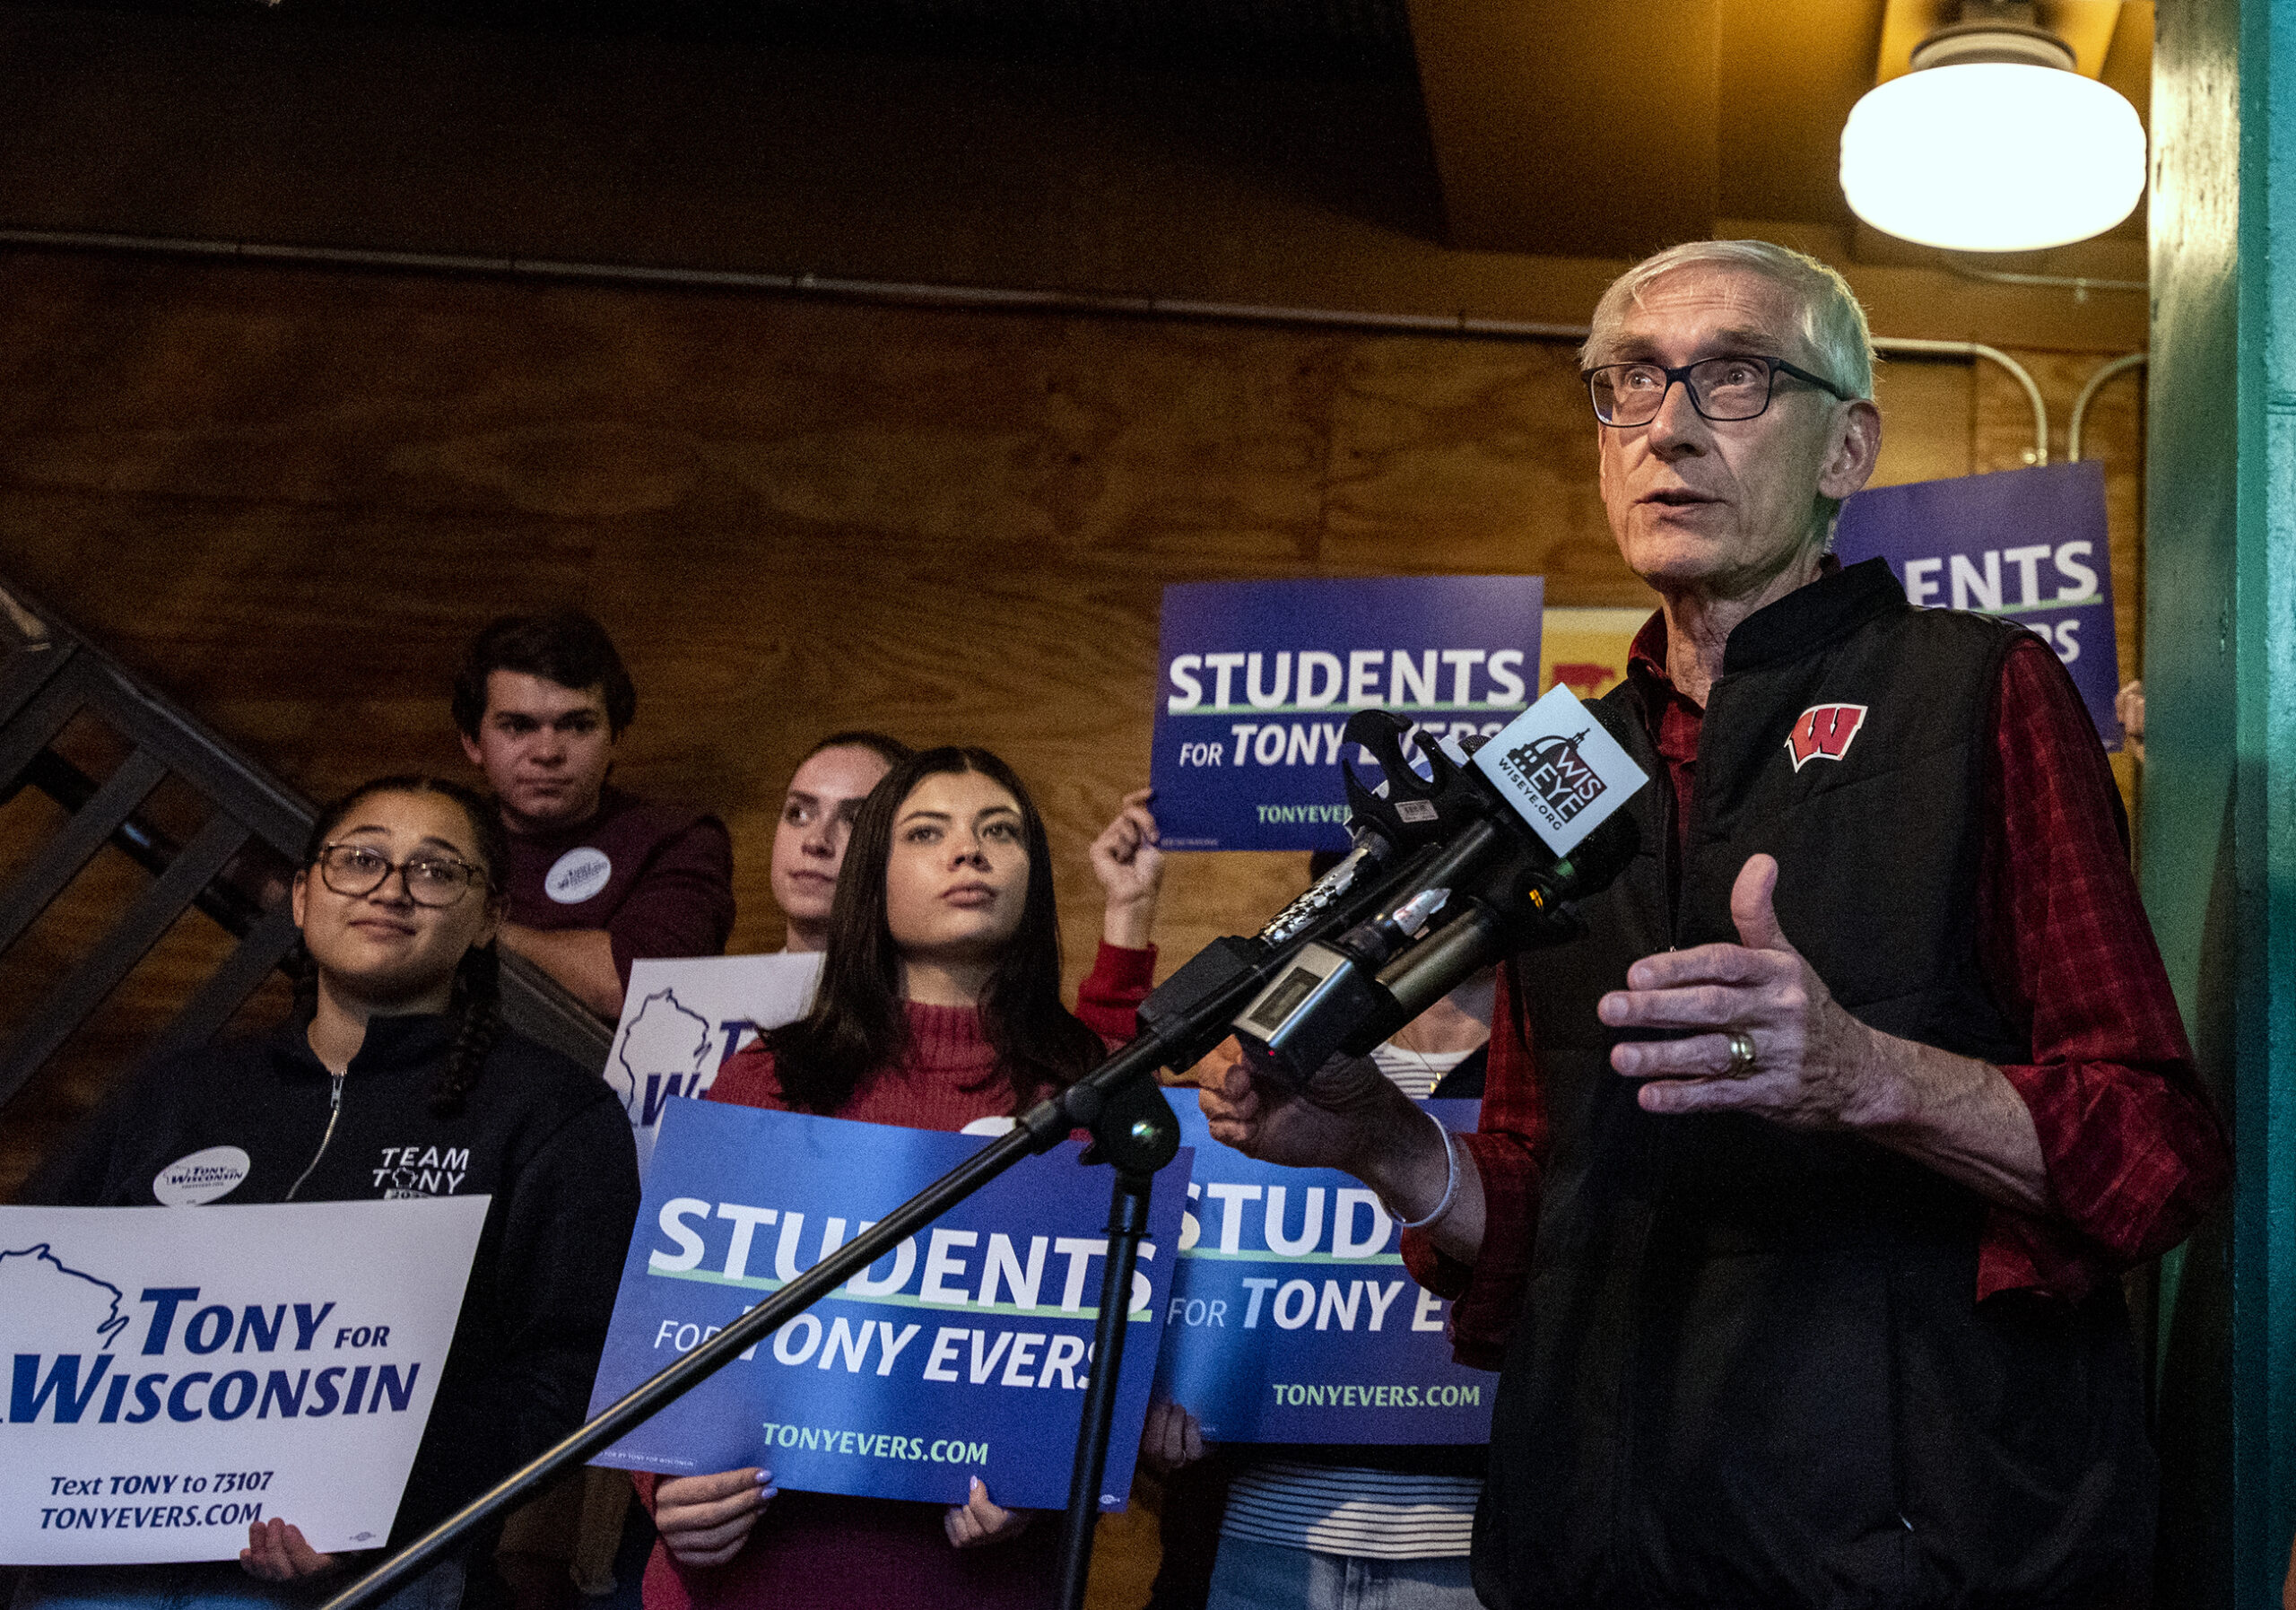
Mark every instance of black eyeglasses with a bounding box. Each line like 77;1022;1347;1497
1584;353;1851;428
314;843;488;908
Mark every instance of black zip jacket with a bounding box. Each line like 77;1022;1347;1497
24;1010;640;1548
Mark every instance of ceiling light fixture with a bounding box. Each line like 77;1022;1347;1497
1839;2;2146;253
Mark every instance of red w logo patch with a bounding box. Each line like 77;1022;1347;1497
1786;703;1868;771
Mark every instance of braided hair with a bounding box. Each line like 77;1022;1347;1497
300;775;509;1118
430;930;503;1117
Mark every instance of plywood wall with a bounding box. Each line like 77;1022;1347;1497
0;249;2145;1191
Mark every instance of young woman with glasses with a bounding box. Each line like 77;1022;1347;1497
635;746;1145;1610
20;776;640;1610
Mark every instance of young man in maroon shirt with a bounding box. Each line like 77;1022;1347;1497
453;609;735;1018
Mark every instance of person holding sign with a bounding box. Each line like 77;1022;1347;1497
21;776;640;1610
1200;240;2227;1608
637;748;1153;1610
1146;851;1493;1610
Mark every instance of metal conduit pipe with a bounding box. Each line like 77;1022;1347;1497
1948;263;2148;297
0;226;2054;466
2067;352;2147;463
1869;335;2051;466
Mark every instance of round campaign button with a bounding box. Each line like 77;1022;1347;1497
546;846;613;904
153;1145;251;1205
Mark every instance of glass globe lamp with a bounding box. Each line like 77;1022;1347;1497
1840;17;2146;253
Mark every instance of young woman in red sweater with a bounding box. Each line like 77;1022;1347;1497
636;747;1161;1610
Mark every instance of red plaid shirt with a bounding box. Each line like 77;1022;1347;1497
1405;614;2227;1367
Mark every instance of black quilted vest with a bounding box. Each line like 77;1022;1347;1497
1474;561;2153;1610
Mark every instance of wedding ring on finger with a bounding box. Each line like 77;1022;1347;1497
1723;1031;1759;1080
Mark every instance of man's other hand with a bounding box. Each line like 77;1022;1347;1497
1597;854;2048;1212
496;921;625;1019
1598;853;1889;1128
1197;1036;1473;1240
2116;679;2144;761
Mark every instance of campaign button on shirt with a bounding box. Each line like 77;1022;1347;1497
152;1144;251;1205
546;845;613;904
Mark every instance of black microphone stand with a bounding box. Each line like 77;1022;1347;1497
1055;1163;1156;1610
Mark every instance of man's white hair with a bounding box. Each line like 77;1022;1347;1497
1580;239;1877;402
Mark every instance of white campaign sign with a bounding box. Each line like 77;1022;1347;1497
606;953;824;1172
0;1197;488;1565
1473;683;1648;855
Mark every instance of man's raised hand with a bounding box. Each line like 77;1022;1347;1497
1597;852;2051;1212
1599;853;1898;1130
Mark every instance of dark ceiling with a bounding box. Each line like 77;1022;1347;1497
9;0;1422;77
0;0;2151;329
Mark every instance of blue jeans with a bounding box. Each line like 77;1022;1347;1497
10;1558;463;1610
1205;1537;1478;1610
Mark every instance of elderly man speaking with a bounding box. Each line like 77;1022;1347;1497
1200;240;2228;1608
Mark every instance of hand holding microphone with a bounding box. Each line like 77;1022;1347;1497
1197;1041;1478;1243
1175;1029;1387;1185
1197;1035;1399;1178
1228;692;1647;1092
1188;1025;1403;1214
1198;686;1648;1241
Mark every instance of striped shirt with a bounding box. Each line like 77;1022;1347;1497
1368;1042;1476;1099
1220;1461;1480;1559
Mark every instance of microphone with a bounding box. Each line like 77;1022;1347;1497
1230;688;1648;1084
1134;783;1449;1054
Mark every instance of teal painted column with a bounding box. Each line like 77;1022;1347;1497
2148;1;2296;1606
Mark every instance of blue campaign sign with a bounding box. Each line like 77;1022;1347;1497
1151;1094;1493;1444
1834;461;2122;747
1150;576;1545;851
587;1101;1191;1510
